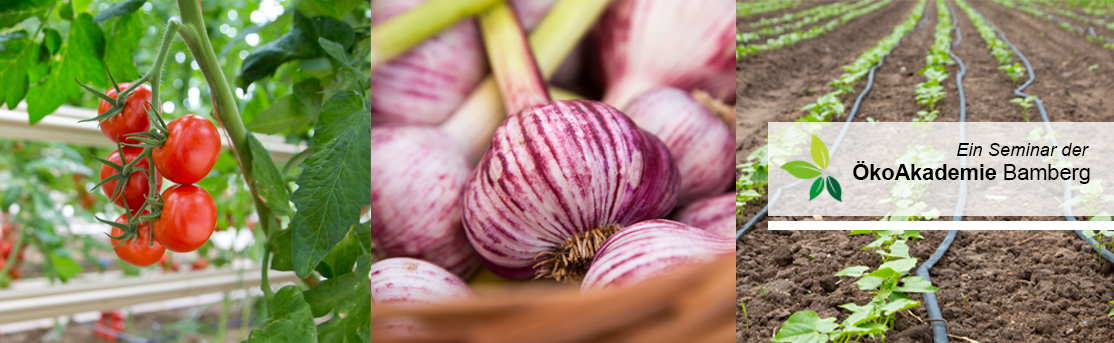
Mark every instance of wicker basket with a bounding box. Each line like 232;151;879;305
368;256;735;343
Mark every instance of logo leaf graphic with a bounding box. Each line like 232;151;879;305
811;134;830;169
781;161;822;179
809;177;826;201
826;176;842;202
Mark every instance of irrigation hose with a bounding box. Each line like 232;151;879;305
976;6;1114;264
913;2;965;342
736;0;930;240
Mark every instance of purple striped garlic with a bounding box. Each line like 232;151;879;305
671;193;735;238
624;87;733;205
368;0;562;126
369;126;480;278
462;100;680;281
370;258;476;337
581;219;734;292
369;0;486;126
595;0;736;109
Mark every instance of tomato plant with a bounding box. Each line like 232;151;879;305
153;114;221;184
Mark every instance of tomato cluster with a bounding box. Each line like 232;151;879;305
94;310;125;342
0;219;24;280
97;83;221;266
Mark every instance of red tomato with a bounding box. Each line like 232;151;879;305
81;193;97;210
101;147;162;211
154;184;216;253
110;213;165;267
98;83;153;145
0;240;10;258
153;114;220;184
191;258;210;270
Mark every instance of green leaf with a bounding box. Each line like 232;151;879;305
839;304;875;327
855;275;884;291
26;13;106;124
316;297;370;343
878;258;917;274
810;134;830;169
246;133;292;215
42;28;61;53
809;177;825;201
290;91;371;277
102;12;144;81
244;286;318;343
315;224;364;279
269;228;294;271
771;311;839;343
0;32;38;109
880;297;920;316
835;266;869;277
49;253;82;281
825;176;841;202
304;254;371;317
318;37;350;67
246;78;321;134
895;276;938;293
0;0;55;29
299;0;363;19
781;160;822;179
239;10;355;87
91;0;145;23
878;240;911;260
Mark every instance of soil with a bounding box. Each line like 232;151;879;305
737;0;1114;342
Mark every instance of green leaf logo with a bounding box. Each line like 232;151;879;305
780;135;843;202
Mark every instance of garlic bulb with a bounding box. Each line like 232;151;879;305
672;193;735;237
581;219;734;292
370;258;476;337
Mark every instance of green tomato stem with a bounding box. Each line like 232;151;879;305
176;0;276;300
369;0;505;69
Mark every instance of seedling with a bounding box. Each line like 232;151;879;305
999;63;1027;84
1010;96;1035;122
737;146;769;215
741;300;750;328
1090;64;1100;71
1108;299;1114;317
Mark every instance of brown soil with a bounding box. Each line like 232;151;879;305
737;0;1114;342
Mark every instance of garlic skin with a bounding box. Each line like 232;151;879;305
581;220;734;293
462;100;680;280
369;126;480;278
595;0;736;108
624;88;733;205
671;193;735;238
369;0;486;126
370;258;476;337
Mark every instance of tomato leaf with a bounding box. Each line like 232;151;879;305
91;0;145;23
102;12;144;81
239;10;355;87
299;0;363;19
809;176;825;201
0;31;38;109
42;28;61;53
246;133;292;215
316;299;370;343
49;253;82;282
0;0;55;29
304;253;371;317
780;160;821;179
26;13;106;124
810;134;829;169
268;228;294;271
244;286;318;343
315;224;364;279
290;91;370;277
245;79;320;134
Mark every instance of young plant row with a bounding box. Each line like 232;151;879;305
954;0;1028;85
738;0;804;18
913;0;953;123
1027;0;1114;51
736;146;769;216
799;0;928;122
992;0;1086;36
772;230;937;343
740;0;877;44
749;0;872;29
737;0;894;59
